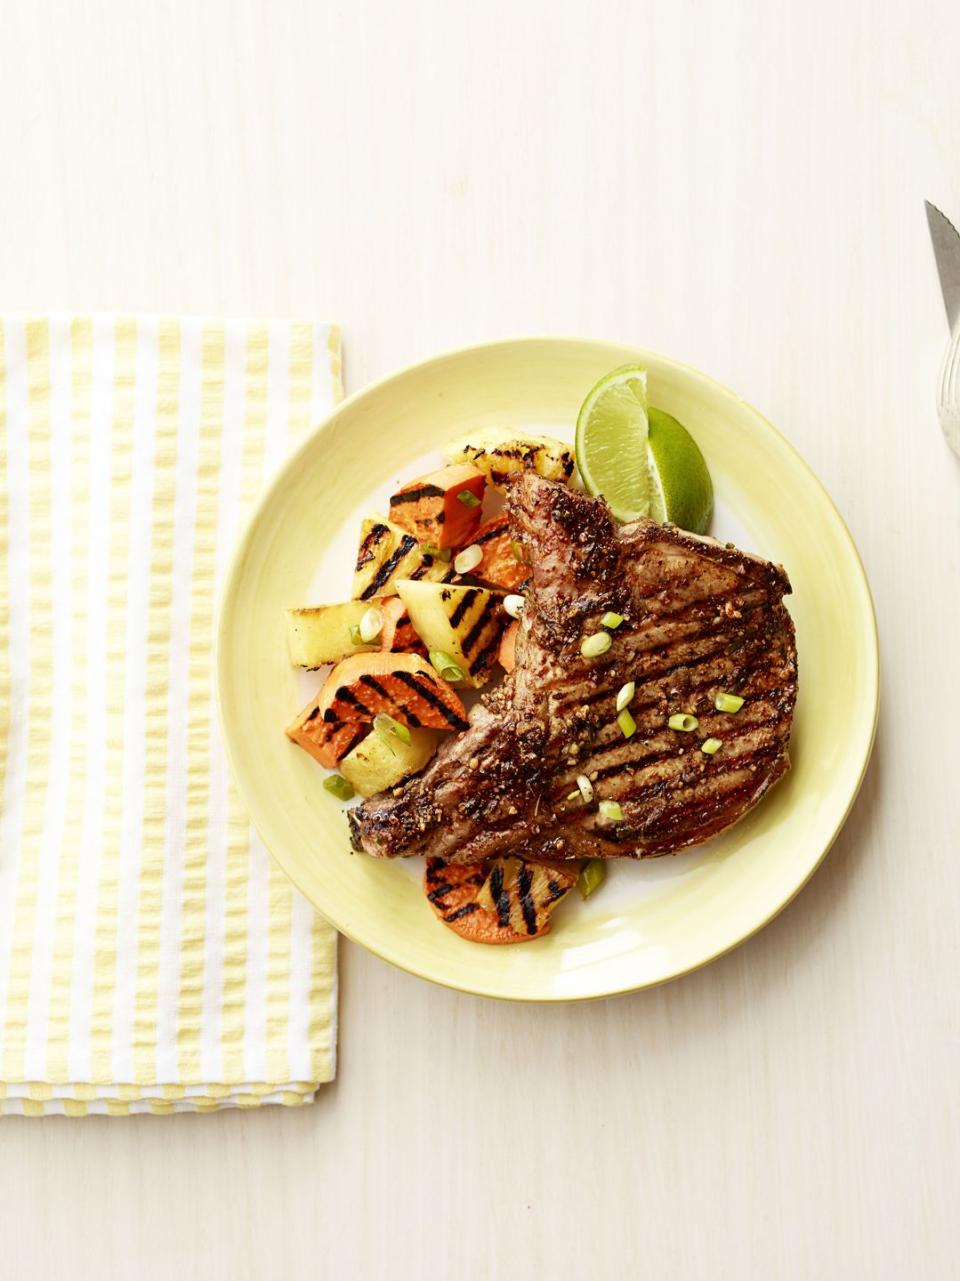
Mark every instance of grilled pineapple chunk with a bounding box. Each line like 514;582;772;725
396;579;506;689
352;516;456;601
286;601;378;668
476;857;578;937
339;726;442;798
442;430;575;489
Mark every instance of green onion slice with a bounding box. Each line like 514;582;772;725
616;681;635;712
601;611;625;629
454;543;483;575
701;738;723;755
503;594;525;619
348;623;362;646
580;631;612;658
598;800;624;822
668;713;699;732
374;712;412;746
358;606;384;643
422;543;453;562
456;489;481;508
714;692;744;713
576;774;594;802
617;708;636;739
578;859;607;899
323;774;355;802
429;649;465;683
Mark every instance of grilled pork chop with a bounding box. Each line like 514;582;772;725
350;472;797;863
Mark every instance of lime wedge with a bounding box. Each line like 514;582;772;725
575;365;650;521
575;365;713;534
647;407;713;534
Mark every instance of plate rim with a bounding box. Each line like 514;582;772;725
217;335;880;1002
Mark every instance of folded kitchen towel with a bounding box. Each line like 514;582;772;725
0;315;340;1114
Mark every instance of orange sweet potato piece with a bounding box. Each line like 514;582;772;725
318;652;468;730
472;513;529;591
286;693;370;769
423;857;577;945
378;596;426;655
388;463;485;550
498;619;519;673
423;858;537;944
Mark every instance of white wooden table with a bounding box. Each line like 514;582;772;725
2;1;959;1276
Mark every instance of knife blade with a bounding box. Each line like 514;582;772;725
925;200;960;333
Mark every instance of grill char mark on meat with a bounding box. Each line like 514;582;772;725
349;473;797;863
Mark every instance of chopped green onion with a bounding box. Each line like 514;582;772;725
422;543;452;562
576;773;594;802
566;789;581;801
510;538;530;565
701;738;723;755
578;859;607;899
348;623;362;646
323;774;355;802
456;489;481;508
358;606;384;643
503;594;525;619
616;681;635;712
668;713;699;732
454;543;483;575
580;631;612;658
429;649;465;683
374;712;412;746
715;692;744;713
601;611;625;629
598;800;624;822
617;708;637;739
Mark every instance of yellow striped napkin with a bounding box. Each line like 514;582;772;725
0;315;340;1115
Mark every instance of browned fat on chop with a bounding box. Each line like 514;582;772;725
349;473;797;863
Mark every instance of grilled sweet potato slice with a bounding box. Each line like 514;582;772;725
286;693;369;769
471;513;529;591
318;652;469;730
498;619;519;673
423;857;577;944
388;463;485;550
378;596;426;655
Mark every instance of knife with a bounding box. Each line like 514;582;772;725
925;201;960;456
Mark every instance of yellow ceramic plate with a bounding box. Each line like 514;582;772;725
218;338;878;1001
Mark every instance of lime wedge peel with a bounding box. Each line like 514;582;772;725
575;365;651;522
646;406;714;535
